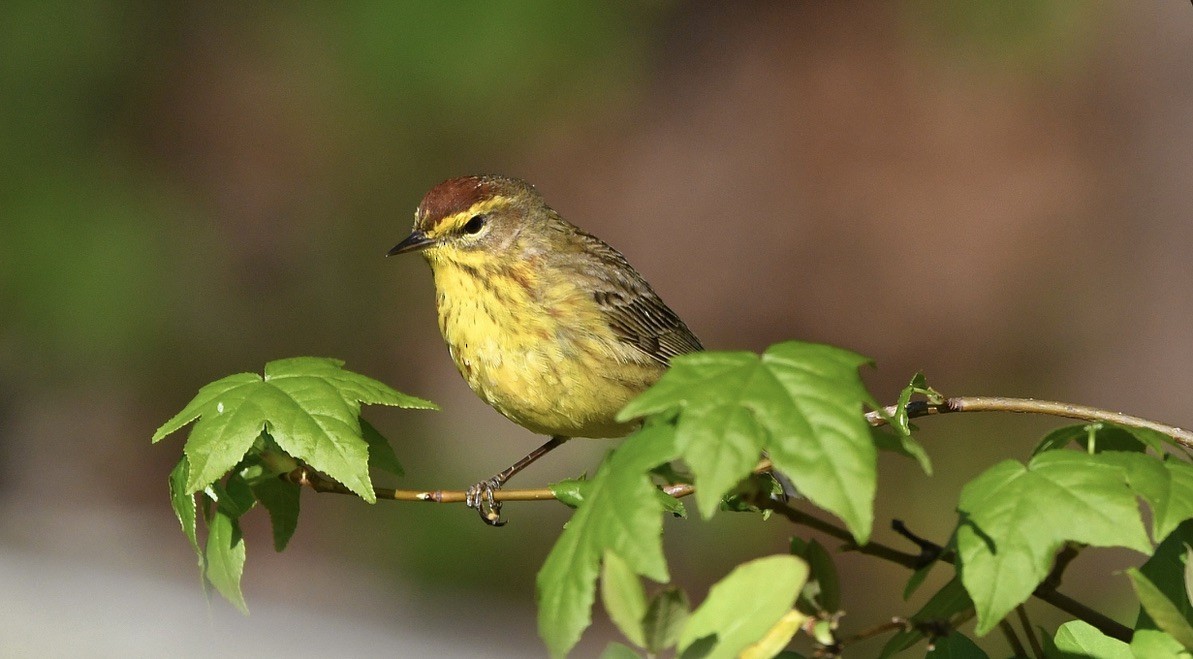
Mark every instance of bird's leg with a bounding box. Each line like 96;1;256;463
466;435;569;526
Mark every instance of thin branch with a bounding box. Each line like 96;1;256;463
1041;543;1082;592
284;460;771;504
290;395;1193;503
285;467;560;502
998;619;1028;658
843;618;910;645
1031;589;1130;642
1016;605;1044;658
760;501;925;569
891;519;949;567
865;396;1193;449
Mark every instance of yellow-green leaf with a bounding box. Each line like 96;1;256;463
677;555;808;659
537;424;680;658
205;509;248;614
739;610;806;659
957;451;1150;635
601;551;647;648
1128;568;1193;648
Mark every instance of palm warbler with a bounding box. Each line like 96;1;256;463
389;175;702;524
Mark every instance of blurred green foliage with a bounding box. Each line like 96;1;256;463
0;4;678;631
906;0;1104;72
0;0;668;380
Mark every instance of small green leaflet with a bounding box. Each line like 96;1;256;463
1032;422;1160;456
873;427;934;476
361;418;405;477
1136;521;1193;634
601;551;648;649
1129;629;1192;658
152;357;435;502
549;477;588;509
207;477;256;611
213;473;256;518
169;456;202;569
890;372;943;436
205;509;248;614
619;341;878;543
250;477;301;552
1109;453;1193;542
642;587;689;655
1131;521;1193;658
676;554;808;659
878;373;936;476
1185;544;1193;613
956;451;1151;635
790;536;840;614
1128;568;1193;648
739;610;806;659
1052;620;1131;658
537;424;680;658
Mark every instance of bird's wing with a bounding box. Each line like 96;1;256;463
572;229;704;366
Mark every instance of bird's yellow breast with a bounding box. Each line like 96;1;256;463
425;248;663;438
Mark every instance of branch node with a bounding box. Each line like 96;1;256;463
891;519;943;568
1039;542;1083;593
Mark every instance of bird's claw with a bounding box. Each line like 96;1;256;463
466;477;506;526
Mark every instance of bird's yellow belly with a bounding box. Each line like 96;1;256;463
432;262;662;438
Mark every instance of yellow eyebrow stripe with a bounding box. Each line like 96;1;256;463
428;195;513;237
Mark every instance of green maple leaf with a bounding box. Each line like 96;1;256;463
152;357;435;502
619;341;878;542
957;450;1151;634
537;424;680;658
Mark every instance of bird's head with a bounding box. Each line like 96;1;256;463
388;175;544;262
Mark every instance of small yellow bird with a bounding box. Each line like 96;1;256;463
390;175;702;524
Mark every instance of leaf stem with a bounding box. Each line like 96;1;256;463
842;618;910;645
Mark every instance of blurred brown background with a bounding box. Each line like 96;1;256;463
2;1;1191;656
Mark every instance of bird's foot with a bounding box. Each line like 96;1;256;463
465;477;506;527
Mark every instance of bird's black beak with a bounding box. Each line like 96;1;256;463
387;230;435;256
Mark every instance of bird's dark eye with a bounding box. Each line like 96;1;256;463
463;214;486;234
